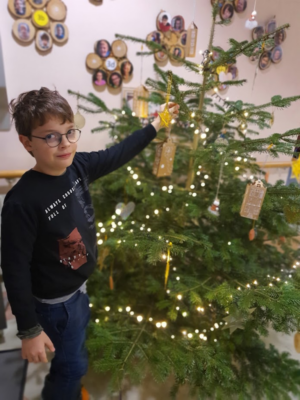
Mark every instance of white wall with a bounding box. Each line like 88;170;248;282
0;0;300;173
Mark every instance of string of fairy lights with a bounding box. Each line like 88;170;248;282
88;65;297;342
90;160;300;342
89;257;299;342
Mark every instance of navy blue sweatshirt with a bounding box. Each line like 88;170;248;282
1;124;157;331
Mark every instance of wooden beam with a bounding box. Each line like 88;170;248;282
0;161;293;180
256;162;292;168
0;170;26;179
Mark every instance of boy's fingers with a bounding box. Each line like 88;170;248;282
40;352;48;363
45;341;55;353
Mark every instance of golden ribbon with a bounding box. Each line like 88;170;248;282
159;71;173;128
292;157;300;181
165;242;173;289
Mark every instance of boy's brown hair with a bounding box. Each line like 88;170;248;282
9;87;74;156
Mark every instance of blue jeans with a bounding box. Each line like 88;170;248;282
34;290;91;400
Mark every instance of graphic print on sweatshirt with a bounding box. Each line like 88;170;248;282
44;175;95;230
73;175;95;230
44;177;82;222
58;227;88;269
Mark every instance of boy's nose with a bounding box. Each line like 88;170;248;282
60;135;70;147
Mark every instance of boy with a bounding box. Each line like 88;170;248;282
1;87;179;400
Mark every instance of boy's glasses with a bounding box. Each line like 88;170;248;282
31;129;81;148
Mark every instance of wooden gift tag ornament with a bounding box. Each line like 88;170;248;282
153;136;176;177
186;22;198;57
240;180;267;220
294;332;300;353
133;86;149;119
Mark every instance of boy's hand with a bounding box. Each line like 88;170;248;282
159;102;180;115
22;331;55;363
152;102;180;132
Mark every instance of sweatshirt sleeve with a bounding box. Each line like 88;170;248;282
1;201;39;332
77;124;157;184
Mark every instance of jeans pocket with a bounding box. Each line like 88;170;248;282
51;304;70;336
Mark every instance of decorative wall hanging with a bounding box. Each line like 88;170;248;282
86;39;133;91
8;0;68;52
250;17;286;70
211;0;248;23
146;10;197;65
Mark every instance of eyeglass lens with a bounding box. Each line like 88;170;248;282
45;129;81;147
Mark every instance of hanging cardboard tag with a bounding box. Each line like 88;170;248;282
153;137;176;177
240;180;267;220
133;85;149;118
186;22;198;57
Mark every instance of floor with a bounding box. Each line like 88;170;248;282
0;296;299;400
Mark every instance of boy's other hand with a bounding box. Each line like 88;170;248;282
22;331;55;363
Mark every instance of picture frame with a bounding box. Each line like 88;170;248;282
95;39;111;58
259;50;271;70
36;30;52;51
234;0;247;13
171;15;185;32
12;19;36;42
8;0;32;18
220;2;234;21
271;46;283;64
274;29;286;46
50;22;68;44
156;11;172;32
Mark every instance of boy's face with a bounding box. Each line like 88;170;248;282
19;117;77;176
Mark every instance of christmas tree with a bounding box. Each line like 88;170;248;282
69;5;300;399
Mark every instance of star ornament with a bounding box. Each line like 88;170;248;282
158;105;172;128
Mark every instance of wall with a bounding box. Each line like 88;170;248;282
0;35;10;131
0;0;299;174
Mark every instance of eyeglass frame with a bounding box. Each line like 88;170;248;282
31;129;81;148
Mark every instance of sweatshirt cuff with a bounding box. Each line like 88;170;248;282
17;323;43;340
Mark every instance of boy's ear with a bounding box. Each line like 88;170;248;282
19;135;34;156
